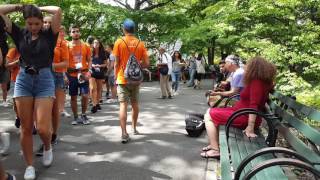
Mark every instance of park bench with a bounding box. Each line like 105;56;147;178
217;91;320;180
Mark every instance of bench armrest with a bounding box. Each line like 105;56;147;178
225;108;278;146
242;158;320;180
234;147;313;180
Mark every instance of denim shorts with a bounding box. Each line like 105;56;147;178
14;67;55;98
54;72;65;90
67;75;89;96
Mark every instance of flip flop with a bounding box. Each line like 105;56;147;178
200;149;220;159
202;146;212;151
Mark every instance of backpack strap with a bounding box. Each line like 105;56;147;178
121;38;140;55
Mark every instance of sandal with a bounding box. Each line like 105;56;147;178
200;149;220;159
202;145;212;151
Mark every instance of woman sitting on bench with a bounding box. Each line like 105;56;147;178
201;56;277;158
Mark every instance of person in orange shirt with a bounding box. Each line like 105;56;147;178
113;19;149;143
67;25;92;125
5;47;20;129
41;15;69;148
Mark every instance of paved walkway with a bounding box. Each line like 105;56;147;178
0;80;220;180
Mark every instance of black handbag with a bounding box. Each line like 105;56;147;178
185;113;205;137
159;65;169;75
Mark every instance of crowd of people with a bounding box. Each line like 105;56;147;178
0;3;278;180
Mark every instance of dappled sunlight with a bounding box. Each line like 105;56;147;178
1;80;213;179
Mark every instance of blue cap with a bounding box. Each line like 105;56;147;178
123;19;135;32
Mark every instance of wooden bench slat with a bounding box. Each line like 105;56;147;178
309;110;320;122
232;128;257;180
269;101;320;145
282;110;320;145
244;133;287;180
229;135;243;173
219;126;232;180
271;103;320;146
271;91;320;122
278;124;320;167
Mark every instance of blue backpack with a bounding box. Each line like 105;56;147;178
121;38;143;85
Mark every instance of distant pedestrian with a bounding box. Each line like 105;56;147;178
171;51;185;96
105;43;118;104
114;19;149;143
90;38;107;113
187;51;197;87
156;46;172;99
194;53;206;89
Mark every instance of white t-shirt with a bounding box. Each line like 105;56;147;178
156;52;172;75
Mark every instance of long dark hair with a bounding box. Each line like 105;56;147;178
0;16;8;58
197;53;203;61
22;5;43;20
172;51;182;62
93;39;106;59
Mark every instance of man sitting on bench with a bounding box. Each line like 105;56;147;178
207;55;244;107
200;57;277;159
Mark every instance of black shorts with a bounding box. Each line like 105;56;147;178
91;72;105;79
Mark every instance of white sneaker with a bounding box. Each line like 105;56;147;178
173;92;179;96
2;101;9;107
0;132;10;155
42;147;53;167
106;99;117;104
24;166;35;180
61;111;71;118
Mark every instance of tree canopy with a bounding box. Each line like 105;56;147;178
1;0;320;108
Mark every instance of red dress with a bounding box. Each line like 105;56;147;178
209;79;273;129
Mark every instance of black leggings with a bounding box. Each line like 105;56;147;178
195;71;203;81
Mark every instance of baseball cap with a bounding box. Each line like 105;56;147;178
123;19;135;32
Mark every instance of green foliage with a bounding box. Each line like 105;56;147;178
1;0;319;109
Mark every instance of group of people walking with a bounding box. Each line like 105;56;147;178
156;48;207;99
0;3;279;180
0;4;149;179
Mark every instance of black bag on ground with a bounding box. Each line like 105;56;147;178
185;113;205;137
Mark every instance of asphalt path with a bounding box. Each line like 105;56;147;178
0;80;219;180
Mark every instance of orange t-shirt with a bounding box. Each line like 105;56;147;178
6;48;20;82
53;38;69;73
113;35;148;84
67;41;91;77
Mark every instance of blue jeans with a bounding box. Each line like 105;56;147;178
171;71;181;92
188;68;196;86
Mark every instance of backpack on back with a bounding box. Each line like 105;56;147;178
121;38;143;85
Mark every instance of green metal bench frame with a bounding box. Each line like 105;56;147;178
217;91;320;180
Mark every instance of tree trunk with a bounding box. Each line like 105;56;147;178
208;38;215;65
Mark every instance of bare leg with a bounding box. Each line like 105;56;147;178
131;101;139;131
0;161;9;180
81;94;89;114
35;98;53;151
71;96;78;117
89;78;98;106
1;83;7;102
52;89;64;135
201;109;220;157
119;101;128;135
15;97;34;166
111;85;117;99
96;79;103;103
